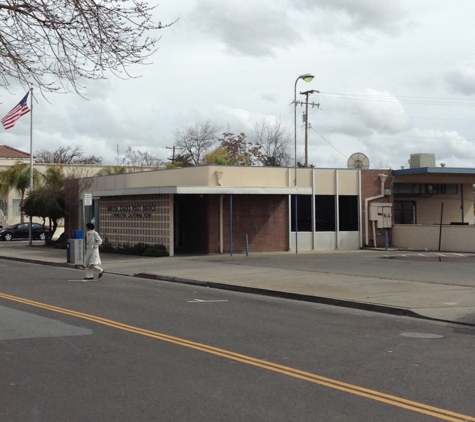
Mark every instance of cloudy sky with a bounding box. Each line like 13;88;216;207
2;0;475;169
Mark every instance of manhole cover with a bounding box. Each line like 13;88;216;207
399;332;444;339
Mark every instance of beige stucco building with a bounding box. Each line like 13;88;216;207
65;153;475;255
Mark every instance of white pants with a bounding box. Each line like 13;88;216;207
86;264;103;278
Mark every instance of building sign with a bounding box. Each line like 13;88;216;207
107;205;157;220
84;193;92;206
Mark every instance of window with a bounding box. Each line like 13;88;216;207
394;183;458;195
394;201;415;224
290;195;312;231
12;199;21;217
0;199;7;218
315;195;335;232
338;196;359;231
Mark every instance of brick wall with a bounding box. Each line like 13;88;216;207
361;170;392;246
64;179;79;238
208;194;289;253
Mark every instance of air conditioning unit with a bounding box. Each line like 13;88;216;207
410;153;436;168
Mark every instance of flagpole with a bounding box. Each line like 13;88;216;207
28;87;33;246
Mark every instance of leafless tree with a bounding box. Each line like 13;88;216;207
173;121;221;165
0;0;174;94
251;119;292;167
119;146;162;171
35;146;102;164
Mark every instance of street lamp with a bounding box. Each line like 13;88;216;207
294;73;314;185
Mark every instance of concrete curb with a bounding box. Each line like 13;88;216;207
1;254;473;328
134;272;475;328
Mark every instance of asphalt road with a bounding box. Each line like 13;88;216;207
1;259;475;421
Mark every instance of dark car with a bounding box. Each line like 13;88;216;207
0;223;50;241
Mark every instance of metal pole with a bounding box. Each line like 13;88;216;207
229;195;233;256
28;87;33;246
438;203;444;251
304;93;309;167
294;195;298;254
294;77;298;186
461;183;464;223
245;234;249;256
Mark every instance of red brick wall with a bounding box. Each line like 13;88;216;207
361;170;392;247
207;194;289;253
64;178;79;238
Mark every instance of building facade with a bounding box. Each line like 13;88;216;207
65;166;396;255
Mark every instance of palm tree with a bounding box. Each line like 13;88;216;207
42;165;65;189
0;162;41;223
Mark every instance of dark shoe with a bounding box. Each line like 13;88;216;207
83;277;93;282
98;270;104;279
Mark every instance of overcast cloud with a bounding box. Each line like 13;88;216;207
1;0;475;170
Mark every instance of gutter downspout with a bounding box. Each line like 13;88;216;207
358;170;363;248
364;174;388;247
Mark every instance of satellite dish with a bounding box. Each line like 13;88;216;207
347;152;370;169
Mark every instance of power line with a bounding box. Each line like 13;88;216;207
310;126;348;159
313;123;475;144
319;91;475;107
320;107;475;122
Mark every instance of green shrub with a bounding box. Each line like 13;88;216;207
101;238;168;257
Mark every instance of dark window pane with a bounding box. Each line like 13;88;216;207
290;195;312;232
338;196;358;231
394;201;415;224
315;195;335;232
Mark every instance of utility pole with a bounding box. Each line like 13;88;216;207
166;146;183;163
295;90;319;167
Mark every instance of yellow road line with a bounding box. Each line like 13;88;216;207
1;292;473;422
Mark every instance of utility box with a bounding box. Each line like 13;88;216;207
68;230;84;264
370;203;393;228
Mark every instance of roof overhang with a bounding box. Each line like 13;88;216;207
90;186;313;197
393;167;475;184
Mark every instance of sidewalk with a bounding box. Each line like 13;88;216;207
1;242;475;327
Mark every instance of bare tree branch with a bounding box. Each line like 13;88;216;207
35;146;102;164
173;120;220;165
0;0;175;94
251;118;292;167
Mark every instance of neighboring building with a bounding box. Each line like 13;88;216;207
0;145;131;226
391;164;475;252
65;153;475;255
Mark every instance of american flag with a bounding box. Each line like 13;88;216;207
1;93;30;130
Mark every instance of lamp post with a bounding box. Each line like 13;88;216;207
294;73;314;185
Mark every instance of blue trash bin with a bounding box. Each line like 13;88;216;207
73;230;84;239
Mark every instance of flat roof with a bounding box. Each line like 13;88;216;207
393;167;475;176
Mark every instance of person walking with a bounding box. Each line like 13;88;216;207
83;222;104;281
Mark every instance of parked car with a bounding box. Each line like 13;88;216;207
0;223;50;241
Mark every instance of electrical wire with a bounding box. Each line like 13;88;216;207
310;126;348;159
319;91;475;107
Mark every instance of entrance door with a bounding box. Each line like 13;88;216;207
174;195;209;254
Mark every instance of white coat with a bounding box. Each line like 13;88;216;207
84;230;102;266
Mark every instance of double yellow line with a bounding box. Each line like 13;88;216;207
0;291;473;422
